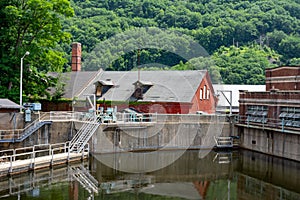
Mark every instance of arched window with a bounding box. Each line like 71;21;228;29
203;85;207;100
200;89;203;100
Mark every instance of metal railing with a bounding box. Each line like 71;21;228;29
48;111;93;121
238;115;300;133
115;112;157;123
0;162;91;198
69;115;99;153
0;113;49;142
214;136;233;148
70;165;99;194
0;142;89;175
0;112;95;142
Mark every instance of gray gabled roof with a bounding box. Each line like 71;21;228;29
0;99;22;109
61;70;207;103
52;71;100;99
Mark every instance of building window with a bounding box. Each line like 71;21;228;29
96;85;102;96
203;85;207;100
200;89;203;100
94;80;114;97
279;107;300;128
246;105;268;124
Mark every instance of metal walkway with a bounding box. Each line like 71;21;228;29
69;115;100;153
0;142;89;177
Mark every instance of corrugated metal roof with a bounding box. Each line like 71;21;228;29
0;99;22;109
62;70;206;103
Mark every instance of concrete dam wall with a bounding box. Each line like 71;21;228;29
1;114;235;153
90;114;234;154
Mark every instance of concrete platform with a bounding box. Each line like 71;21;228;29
0;152;88;177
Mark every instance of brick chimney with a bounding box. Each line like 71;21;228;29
71;42;81;71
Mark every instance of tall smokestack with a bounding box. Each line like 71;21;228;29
71;42;81;71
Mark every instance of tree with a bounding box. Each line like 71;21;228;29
64;0;300;71
278;36;300;61
0;0;74;102
213;45;279;85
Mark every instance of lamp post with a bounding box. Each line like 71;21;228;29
20;51;30;112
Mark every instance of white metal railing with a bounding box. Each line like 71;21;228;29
48;111;92;121
69;115;99;153
0;162;90;198
0;142;89;174
70;165;98;194
0;112;93;141
115;112;157;123
214;136;233;148
0;113;48;142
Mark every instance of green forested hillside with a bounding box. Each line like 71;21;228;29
62;0;300;84
1;0;300;102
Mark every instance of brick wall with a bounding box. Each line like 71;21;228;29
190;72;216;114
266;66;300;91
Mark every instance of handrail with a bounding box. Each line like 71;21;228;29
69;116;96;145
238;115;300;132
0;112;49;142
0;162;90;198
0;142;69;167
69;115;99;153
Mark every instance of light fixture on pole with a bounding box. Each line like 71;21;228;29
20;51;30;112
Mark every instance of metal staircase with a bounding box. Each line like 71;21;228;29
69;116;100;153
214;136;233;148
0;121;52;143
70;165;99;194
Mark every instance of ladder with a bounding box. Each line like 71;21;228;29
70;165;99;194
214;136;233;148
213;152;232;164
69;115;100;153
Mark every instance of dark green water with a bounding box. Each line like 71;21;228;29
0;149;299;200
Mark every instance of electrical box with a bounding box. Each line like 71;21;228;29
31;103;41;111
23;103;42;111
25;109;31;122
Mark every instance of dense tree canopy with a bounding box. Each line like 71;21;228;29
213;45;279;84
60;0;300;85
2;0;300;103
0;0;73;102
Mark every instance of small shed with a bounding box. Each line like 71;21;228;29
0;99;22;113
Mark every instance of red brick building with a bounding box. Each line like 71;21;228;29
238;66;300;161
48;43;217;114
239;66;300;130
266;66;300;91
55;69;217;114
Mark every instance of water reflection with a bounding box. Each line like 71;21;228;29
0;149;299;199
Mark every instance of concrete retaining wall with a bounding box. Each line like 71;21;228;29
239;126;300;161
91;115;234;153
2;121;74;149
1;114;235;153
